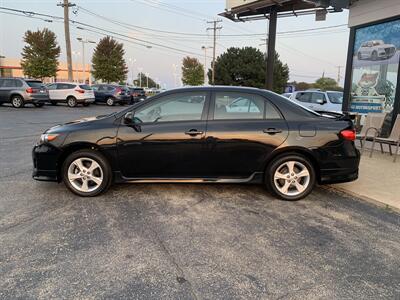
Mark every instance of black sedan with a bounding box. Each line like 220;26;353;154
32;86;360;200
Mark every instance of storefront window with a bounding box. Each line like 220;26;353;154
349;18;399;127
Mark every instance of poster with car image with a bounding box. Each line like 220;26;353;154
350;18;399;114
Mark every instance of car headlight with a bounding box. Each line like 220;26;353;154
40;133;59;143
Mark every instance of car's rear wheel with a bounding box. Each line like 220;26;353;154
51;101;57;106
67;97;77;107
83;103;90;107
266;154;315;201
11;95;25;108
62;150;112;197
106;97;115;106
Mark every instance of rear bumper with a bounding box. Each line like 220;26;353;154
32;144;61;182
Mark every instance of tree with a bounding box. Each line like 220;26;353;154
181;56;204;86
20;28;60;79
313;77;343;91
91;36;127;83
209;47;289;93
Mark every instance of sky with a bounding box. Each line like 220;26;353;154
0;0;351;88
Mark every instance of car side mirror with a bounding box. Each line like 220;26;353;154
316;99;325;105
124;112;134;124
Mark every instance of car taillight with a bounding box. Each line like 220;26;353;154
75;89;85;94
340;129;356;141
115;87;122;94
26;87;34;93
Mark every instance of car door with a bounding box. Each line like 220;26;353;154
116;91;210;178
56;83;71;101
92;85;105;102
293;92;312;110
204;91;289;178
0;79;17;102
46;83;58;100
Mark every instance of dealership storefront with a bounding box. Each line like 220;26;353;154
343;0;400;134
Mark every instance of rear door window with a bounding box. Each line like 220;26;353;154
295;92;311;103
310;92;326;103
2;79;17;88
57;83;75;90
213;92;265;120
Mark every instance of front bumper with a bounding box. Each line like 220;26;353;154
32;143;61;182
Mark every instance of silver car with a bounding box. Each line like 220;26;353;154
0;78;48;108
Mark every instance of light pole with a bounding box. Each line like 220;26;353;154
172;64;178;87
77;37;96;84
145;72;150;88
138;67;143;87
128;58;136;85
72;51;80;82
201;46;212;85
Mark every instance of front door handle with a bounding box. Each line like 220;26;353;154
185;130;204;136
263;128;282;135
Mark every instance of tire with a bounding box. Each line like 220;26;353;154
83;103;90;107
51;101;58;106
265;154;316;201
62;150;112;197
34;103;44;108
67;97;77;107
106;97;115;106
11;95;24;108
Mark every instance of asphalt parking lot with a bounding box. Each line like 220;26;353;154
0;103;399;299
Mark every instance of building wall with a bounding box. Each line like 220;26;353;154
0;57;92;83
348;0;400;27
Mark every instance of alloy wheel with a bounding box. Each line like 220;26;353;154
67;157;104;193
67;98;77;107
273;161;310;197
106;98;114;106
12;97;23;108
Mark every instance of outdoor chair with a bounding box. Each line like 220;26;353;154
372;114;400;162
356;113;386;157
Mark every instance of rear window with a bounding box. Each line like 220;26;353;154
26;81;43;88
79;85;92;90
327;92;343;104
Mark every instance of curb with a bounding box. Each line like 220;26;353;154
322;185;400;214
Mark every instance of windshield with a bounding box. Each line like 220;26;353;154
327;92;343;104
26;81;44;88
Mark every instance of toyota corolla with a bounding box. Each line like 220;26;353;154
32;86;360;200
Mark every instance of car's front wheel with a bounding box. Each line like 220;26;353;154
62;150;112;197
266;154;315;201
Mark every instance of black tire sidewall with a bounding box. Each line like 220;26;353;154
266;154;316;201
62;150;112;197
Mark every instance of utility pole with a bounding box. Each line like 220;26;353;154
336;65;344;85
207;20;222;85
58;0;75;82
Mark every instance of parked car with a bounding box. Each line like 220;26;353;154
357;40;396;61
33;86;360;200
281;92;292;98
91;84;131;106
46;82;95;107
129;87;147;104
289;90;343;113
0;77;48;108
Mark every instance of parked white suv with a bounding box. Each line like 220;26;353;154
289;90;343;113
357;40;396;61
46;82;95;107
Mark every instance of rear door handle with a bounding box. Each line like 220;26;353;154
185;130;204;136
263;128;282;135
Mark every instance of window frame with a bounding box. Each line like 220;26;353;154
128;91;211;125
209;90;283;121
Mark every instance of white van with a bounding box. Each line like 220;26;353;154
289;90;343;113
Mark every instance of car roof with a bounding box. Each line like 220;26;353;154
52;82;78;85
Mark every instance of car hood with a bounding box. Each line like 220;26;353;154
46;114;116;134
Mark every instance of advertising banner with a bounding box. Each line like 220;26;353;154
350;18;400;114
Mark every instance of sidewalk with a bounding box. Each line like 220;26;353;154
330;150;400;211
